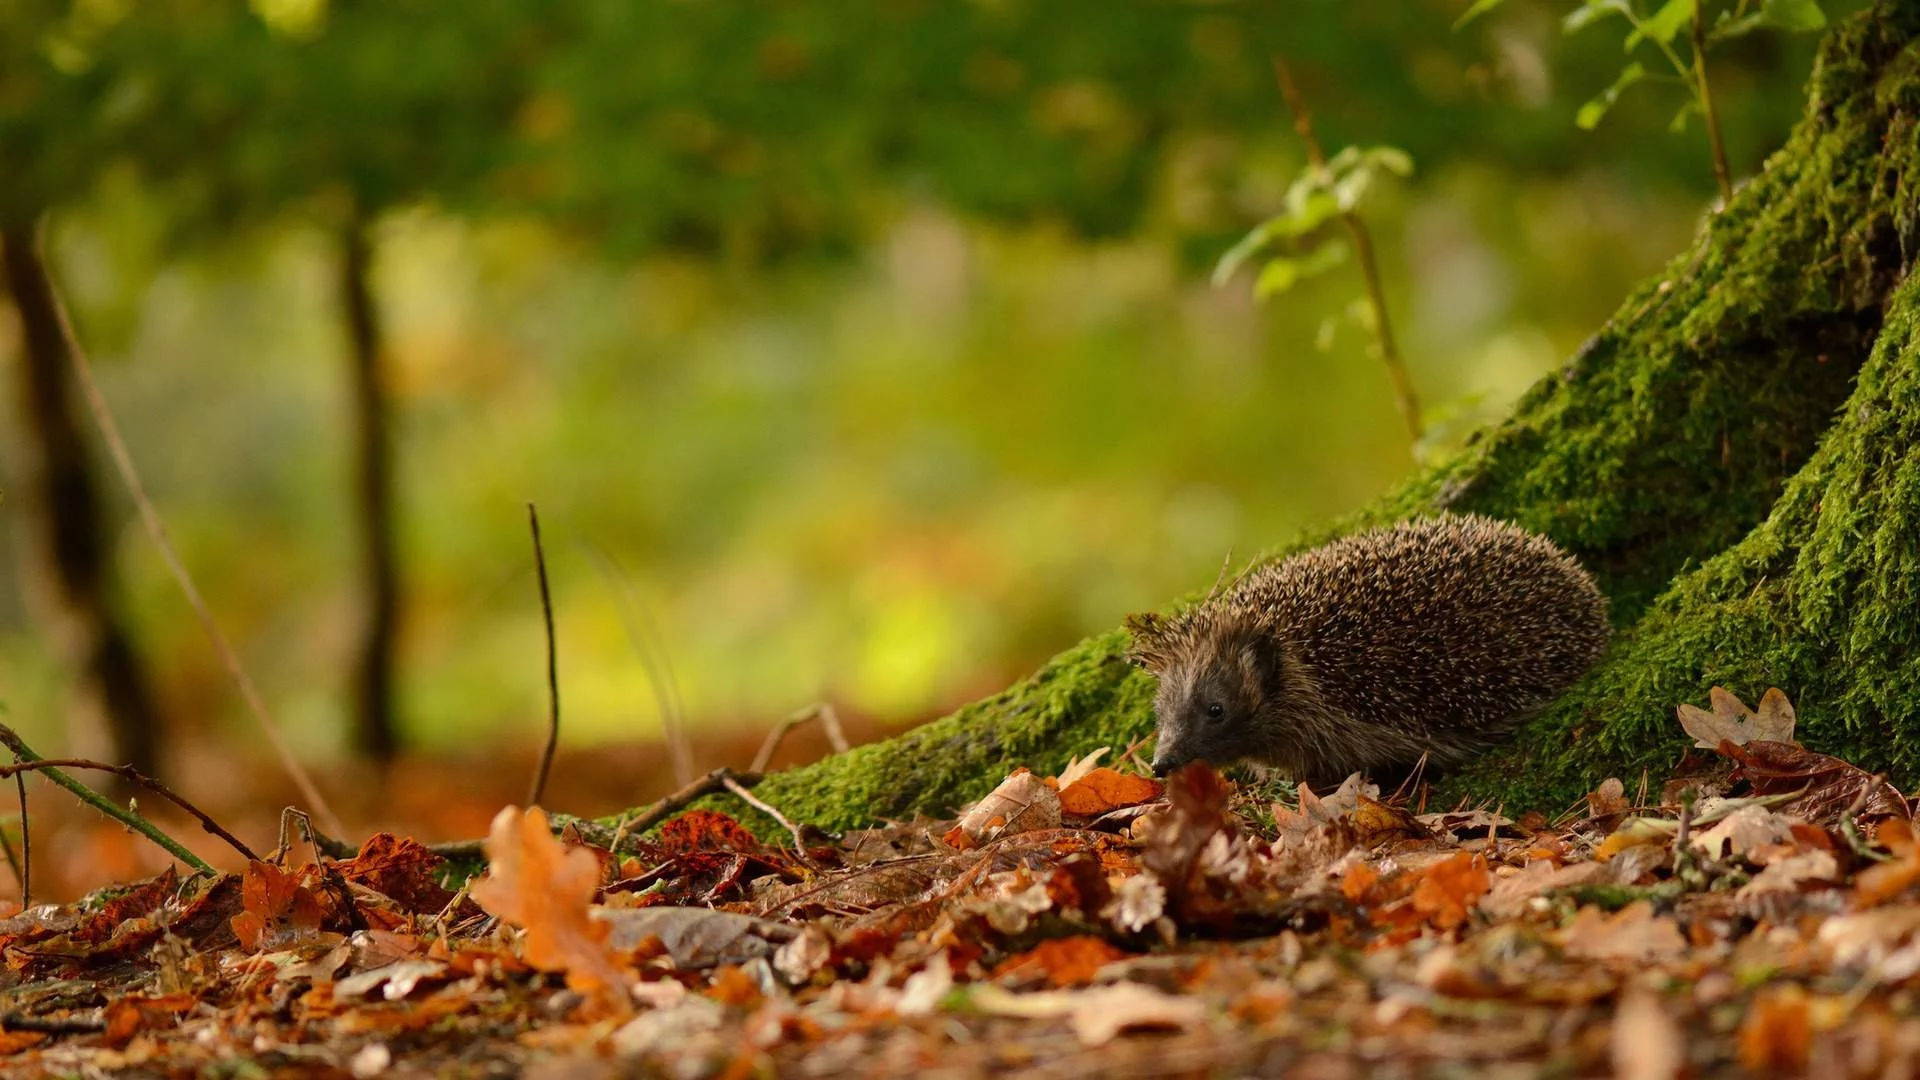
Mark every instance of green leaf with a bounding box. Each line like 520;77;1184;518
1669;99;1700;133
1453;0;1509;30
1362;146;1415;178
1759;0;1826;32
1252;240;1349;301
1564;0;1629;34
1626;0;1693;50
1575;61;1647;130
1213;222;1279;287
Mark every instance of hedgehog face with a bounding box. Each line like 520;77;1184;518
1143;635;1277;777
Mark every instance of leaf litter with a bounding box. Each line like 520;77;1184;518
5;689;1920;1075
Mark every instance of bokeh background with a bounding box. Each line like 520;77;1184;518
0;0;1844;887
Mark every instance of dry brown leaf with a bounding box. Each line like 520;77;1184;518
1558;902;1687;963
1677;686;1796;749
1611;985;1682;1080
968;983;1207;1047
1720;740;1910;827
1481;860;1608;920
1587;777;1629;820
953;770;1062;846
470;805;627;998
1735;849;1837;900
1690;803;1796;862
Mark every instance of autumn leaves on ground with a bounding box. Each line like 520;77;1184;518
2;688;1918;1076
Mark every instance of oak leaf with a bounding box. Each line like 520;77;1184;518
470;805;627;998
1677;686;1796;749
1558;901;1686;963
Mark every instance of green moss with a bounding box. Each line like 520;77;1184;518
654;4;1920;833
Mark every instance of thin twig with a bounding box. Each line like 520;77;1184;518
751;703;852;774
37;223;343;837
722;775;817;866
526;504;560;809
583;541;693;787
1689;0;1733;206
0;753;258;864
0;726;212;871
1;1010;106;1035
1272;57;1422;446
9;769;26;907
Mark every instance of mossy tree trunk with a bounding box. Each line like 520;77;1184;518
710;3;1920;831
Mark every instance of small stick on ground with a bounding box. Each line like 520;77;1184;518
1272;57;1422;447
722;775;817;867
0;740;258;865
751;703;851;774
39;224;343;837
1;1011;106;1035
526;504;560;809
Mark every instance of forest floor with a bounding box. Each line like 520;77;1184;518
1;689;1916;1078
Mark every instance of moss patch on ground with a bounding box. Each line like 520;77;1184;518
669;4;1920;834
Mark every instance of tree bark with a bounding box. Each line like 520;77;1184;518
1;223;164;777
701;2;1920;831
340;215;401;765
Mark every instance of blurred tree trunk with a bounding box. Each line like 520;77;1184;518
694;2;1920;832
340;215;401;765
1;224;163;777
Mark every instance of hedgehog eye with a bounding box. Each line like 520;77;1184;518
1205;702;1225;721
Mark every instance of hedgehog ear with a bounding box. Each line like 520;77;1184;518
1123;612;1172;672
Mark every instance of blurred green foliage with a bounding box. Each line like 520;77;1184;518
0;0;1846;763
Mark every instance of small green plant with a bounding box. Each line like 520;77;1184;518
1458;0;1830;202
1215;60;1423;448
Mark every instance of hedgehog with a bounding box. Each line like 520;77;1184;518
1125;513;1610;787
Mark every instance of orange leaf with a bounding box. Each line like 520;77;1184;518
1341;863;1382;904
230;861;324;952
1409;852;1489;931
1738;984;1810;1071
1058;768;1163;816
991;936;1131;988
470;805;627;1000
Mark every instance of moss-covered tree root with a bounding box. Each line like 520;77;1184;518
663;3;1920;834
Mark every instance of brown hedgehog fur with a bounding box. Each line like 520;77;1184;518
1126;514;1610;787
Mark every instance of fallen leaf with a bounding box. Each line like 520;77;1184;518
1058;768;1162;816
230;862;325;953
1611;985;1682;1080
1677;686;1796;749
1482;860;1607;919
1056;748;1110;790
1408;852;1489;931
470;805;627;999
968;983;1207;1047
1588;778;1630;820
1735;849;1837;899
992;936;1130;987
1719;740;1910;827
953;770;1062;846
1558;902;1687;963
599;907;797;969
1690;803;1796;862
1738;983;1810;1071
